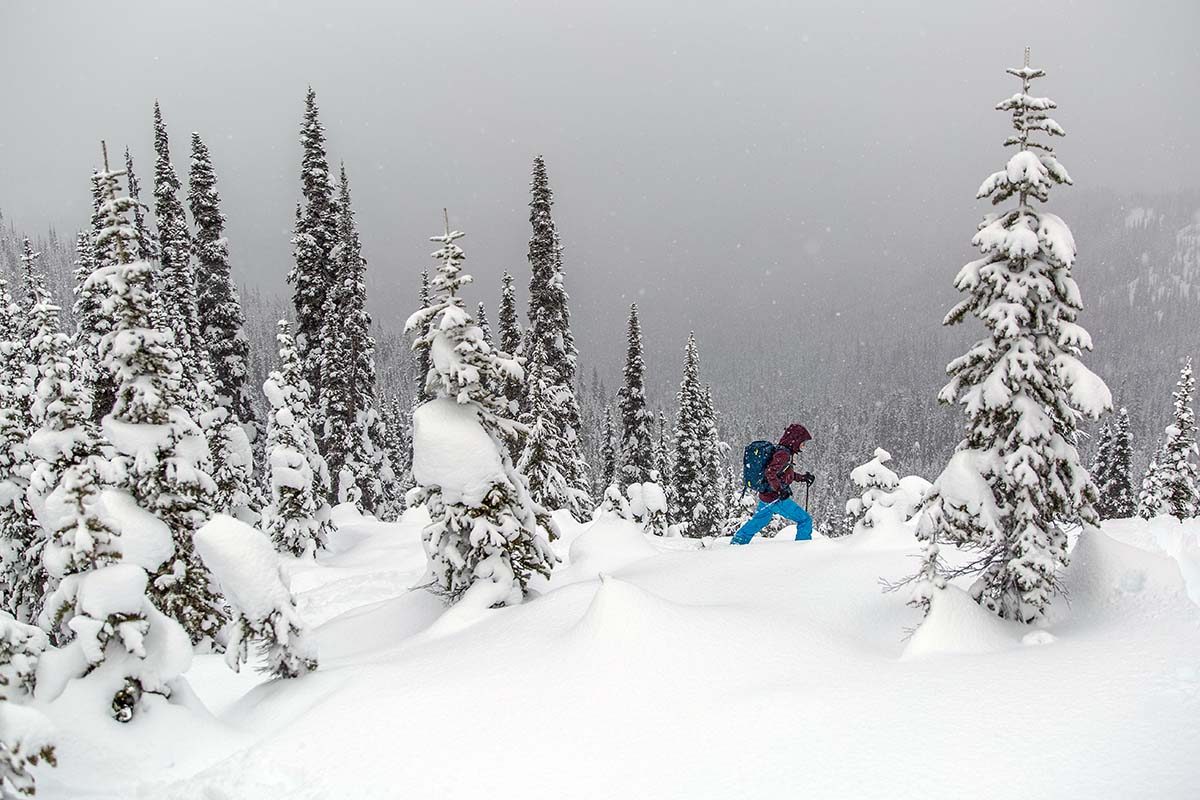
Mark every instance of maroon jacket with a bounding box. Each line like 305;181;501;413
761;424;811;502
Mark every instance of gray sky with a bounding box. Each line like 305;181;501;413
2;0;1198;376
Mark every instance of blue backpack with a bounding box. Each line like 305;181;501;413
742;440;791;496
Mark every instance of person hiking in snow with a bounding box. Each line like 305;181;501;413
732;423;815;545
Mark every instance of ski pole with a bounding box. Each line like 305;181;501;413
805;479;811;512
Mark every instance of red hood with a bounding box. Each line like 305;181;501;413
779;424;811;451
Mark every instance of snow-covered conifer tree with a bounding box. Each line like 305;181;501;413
0;612;56;795
1138;360;1200;520
288;88;339;401
125;147;157;262
497;271;522;414
195;516;317;678
701;385;728;532
655;410;670;480
189;132;256;437
35;151;195;722
74;196;117;425
263;320;334;558
845;448;901;536
89;152;225;646
599;408;616;490
1096;407;1136;519
151;103;203;396
616;304;655;485
913;53;1110;622
671;333;719;538
406;217;556;606
0;282;39;625
318;165;387;513
520;156;592;520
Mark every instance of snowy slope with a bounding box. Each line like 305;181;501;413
35;512;1200;799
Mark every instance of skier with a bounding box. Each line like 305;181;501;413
731;423;815;545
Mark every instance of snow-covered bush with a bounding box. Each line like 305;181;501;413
844;449;930;538
195;515;316;678
845;448;900;535
595;480;670;537
0;611;56;795
913;54;1109;623
262;320;334;558
406;223;557;607
37;489;194;723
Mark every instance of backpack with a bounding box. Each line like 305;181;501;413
742;440;791;496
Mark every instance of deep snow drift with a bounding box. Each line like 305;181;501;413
31;508;1200;799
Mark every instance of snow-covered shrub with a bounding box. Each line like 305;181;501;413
913;54;1109;623
406;224;556;608
595;481;669;537
0;611;56;796
195;515;316;678
0;613;47;701
0;702;56;799
844;450;930;538
845;448;900;535
262;320;334;558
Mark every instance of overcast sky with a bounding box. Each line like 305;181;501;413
2;0;1198;374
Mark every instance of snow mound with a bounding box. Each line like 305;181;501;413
902;585;1020;660
565;517;660;578
1101;516;1200;606
411;398;505;505
1060;528;1189;617
566;575;689;651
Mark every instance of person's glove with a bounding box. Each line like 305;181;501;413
800;472;815;485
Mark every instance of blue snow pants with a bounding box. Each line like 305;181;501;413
731;498;813;545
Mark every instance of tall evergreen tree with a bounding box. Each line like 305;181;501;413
0;273;39;624
671;333;717;538
90;152;224;646
151;102;202;394
45;152;195;721
912;53;1109;622
700;384;728;533
318;165;387;512
263;320;334;557
520;156;591;520
655;409;670;480
1138;360;1200;520
188;131;256;433
413;270;433;407
406;218;555;605
75;179;117;424
288;87;339;402
1106;407;1137;518
617;304;655;485
599;407;616;491
497;270;522;458
25;246;111;641
125;146;157;262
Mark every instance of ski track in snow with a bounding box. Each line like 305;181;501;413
34;513;1200;800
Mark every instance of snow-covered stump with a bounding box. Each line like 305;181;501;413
195;516;316;679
